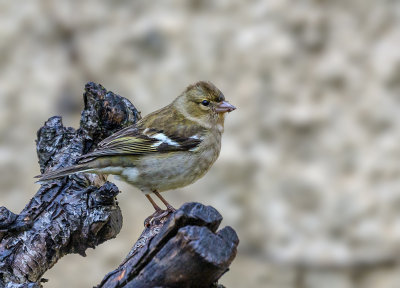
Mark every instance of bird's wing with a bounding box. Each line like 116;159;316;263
79;125;204;162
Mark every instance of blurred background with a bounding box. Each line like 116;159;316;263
2;0;400;287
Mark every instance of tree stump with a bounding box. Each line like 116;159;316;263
0;83;239;288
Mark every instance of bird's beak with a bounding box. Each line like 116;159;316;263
215;101;236;113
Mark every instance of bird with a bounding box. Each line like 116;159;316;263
36;81;236;220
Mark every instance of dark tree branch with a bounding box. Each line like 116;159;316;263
98;202;238;288
0;83;238;288
0;83;140;287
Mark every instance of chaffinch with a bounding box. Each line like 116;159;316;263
37;81;236;213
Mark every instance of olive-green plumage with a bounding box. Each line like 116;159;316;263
37;81;236;211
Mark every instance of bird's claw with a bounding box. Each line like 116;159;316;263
144;209;174;227
166;205;176;213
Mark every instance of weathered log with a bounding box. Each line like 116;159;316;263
0;83;238;288
98;202;238;288
0;83;140;287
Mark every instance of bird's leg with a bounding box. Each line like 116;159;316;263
144;193;172;227
144;194;165;227
144;192;176;227
154;191;176;212
145;194;162;212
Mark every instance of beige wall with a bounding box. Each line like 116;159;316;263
1;1;400;287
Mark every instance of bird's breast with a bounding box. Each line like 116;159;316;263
123;131;222;192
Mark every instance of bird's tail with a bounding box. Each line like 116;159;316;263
35;163;93;183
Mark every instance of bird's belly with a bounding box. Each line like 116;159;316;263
120;150;218;192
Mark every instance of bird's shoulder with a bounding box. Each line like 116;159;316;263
79;104;208;162
139;104;208;144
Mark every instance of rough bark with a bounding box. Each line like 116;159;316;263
98;202;239;288
0;82;140;287
0;83;238;288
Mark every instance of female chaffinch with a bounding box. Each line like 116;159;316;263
37;81;236;213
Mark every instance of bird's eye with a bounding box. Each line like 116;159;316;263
201;100;210;106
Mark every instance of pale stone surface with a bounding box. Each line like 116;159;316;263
1;0;400;287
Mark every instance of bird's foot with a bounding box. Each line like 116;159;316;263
144;208;174;227
144;192;176;227
166;204;176;213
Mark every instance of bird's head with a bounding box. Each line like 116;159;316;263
175;81;236;130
